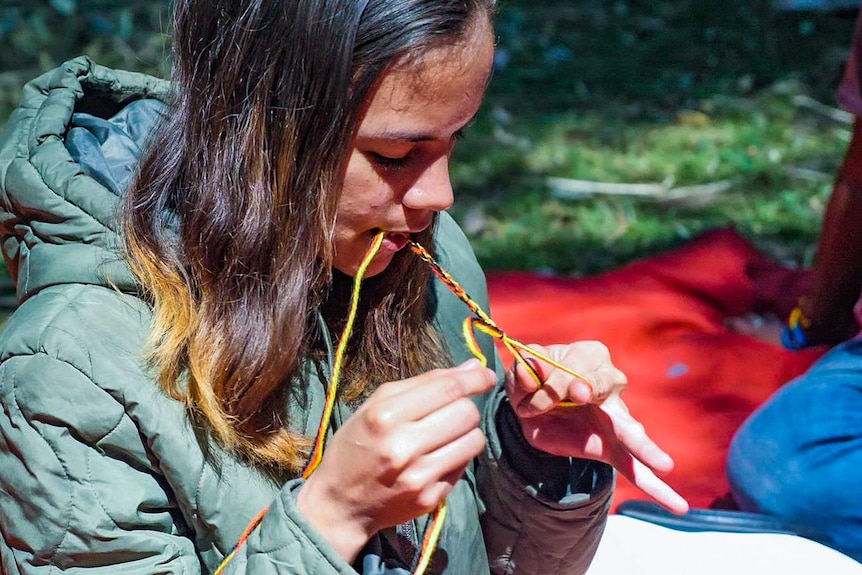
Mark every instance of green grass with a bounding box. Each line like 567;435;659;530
0;0;857;277
451;86;846;274
446;1;857;274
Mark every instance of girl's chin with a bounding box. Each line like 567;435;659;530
334;249;395;278
361;256;393;278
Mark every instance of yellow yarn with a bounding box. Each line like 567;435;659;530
217;231;594;575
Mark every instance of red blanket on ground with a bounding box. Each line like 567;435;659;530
485;229;827;510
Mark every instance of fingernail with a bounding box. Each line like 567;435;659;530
485;368;497;384
522;357;544;382
458;358;482;370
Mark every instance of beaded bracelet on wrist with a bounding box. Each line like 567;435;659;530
781;306;812;350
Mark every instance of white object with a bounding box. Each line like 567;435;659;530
587;515;862;575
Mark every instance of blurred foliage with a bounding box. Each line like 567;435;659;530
489;0;856;114
0;0;170;119
1;1;855;118
0;0;858;275
457;0;858;273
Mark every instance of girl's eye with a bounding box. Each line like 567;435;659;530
369;151;412;171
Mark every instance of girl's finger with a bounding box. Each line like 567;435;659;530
509;342;626;413
373;361;496;421
509;361;563;417
383;398;483;469
616;456;690;515
396;427;486;509
604;396;675;474
419;426;487;481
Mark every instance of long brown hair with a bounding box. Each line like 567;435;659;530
123;0;496;473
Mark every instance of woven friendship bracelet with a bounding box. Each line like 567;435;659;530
217;231;595;575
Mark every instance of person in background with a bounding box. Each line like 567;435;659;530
726;8;862;563
0;1;686;573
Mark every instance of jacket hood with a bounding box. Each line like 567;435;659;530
0;57;170;304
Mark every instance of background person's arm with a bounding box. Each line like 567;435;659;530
801;120;862;344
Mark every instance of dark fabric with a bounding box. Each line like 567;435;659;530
495;398;613;505
616;500;825;539
839;8;862;115
66;99;167;196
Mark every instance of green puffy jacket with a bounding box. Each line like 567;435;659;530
0;57;613;575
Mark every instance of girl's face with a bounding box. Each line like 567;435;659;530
333;16;495;277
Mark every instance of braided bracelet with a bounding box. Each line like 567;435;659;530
781;306;812;350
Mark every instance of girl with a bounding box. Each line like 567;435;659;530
0;1;685;573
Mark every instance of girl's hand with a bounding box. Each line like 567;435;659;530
297;359;496;562
506;341;690;515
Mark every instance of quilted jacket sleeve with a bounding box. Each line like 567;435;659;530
0;357;365;575
0;292;362;575
0;351;206;574
217;483;360;575
478;390;613;575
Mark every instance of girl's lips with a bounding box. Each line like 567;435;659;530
381;232;410;252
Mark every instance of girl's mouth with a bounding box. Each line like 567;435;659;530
380;231;410;252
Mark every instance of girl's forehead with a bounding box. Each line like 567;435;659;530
361;20;494;119
357;25;494;141
391;16;494;92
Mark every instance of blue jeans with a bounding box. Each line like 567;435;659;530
727;337;862;562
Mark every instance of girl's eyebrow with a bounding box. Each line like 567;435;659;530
361;111;481;143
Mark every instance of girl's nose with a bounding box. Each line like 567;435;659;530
402;156;454;212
